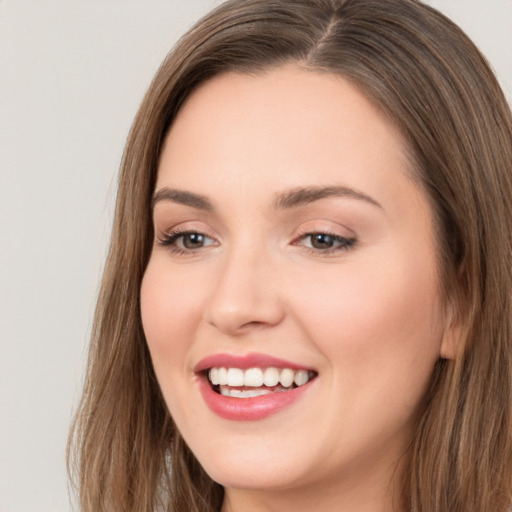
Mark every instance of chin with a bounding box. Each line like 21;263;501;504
206;463;301;492
193;441;311;492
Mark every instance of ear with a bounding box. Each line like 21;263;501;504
439;297;466;360
440;322;459;360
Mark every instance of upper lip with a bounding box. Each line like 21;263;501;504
194;352;316;373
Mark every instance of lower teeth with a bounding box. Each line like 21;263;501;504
218;385;293;398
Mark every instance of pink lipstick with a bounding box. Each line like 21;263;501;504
195;353;317;421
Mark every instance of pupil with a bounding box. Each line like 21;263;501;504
184;233;204;249
312;234;334;249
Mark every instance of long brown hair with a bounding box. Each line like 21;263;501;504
68;1;512;510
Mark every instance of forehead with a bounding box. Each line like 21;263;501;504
156;65;414;212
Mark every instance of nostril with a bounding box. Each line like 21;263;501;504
204;265;286;335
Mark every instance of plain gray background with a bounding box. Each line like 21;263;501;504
0;1;510;511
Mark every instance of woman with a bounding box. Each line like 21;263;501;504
68;0;512;511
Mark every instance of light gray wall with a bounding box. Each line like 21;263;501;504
0;1;510;511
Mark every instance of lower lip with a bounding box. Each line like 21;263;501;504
198;377;314;421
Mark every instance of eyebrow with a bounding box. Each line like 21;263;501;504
273;186;382;209
151;185;381;212
151;188;213;211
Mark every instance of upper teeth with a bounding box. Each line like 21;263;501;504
208;367;312;388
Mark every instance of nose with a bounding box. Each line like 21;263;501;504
204;246;285;336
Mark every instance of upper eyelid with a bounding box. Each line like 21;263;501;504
156;221;218;238
156;224;355;240
159;228;215;241
294;232;356;245
294;222;356;239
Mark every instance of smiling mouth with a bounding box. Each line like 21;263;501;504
207;367;318;398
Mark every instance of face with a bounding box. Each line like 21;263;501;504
141;65;452;509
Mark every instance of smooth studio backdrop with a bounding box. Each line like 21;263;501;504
0;1;510;511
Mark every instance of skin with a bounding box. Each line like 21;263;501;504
140;65;455;512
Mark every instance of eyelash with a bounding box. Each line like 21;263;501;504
157;228;216;255
293;230;356;255
157;229;356;256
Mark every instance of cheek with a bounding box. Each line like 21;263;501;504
140;258;214;433
140;258;205;380
290;251;444;398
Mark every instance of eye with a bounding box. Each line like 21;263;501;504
296;232;356;253
158;230;217;253
179;232;209;249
